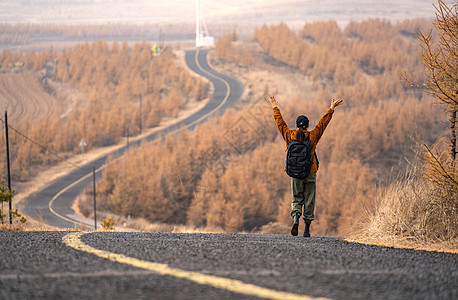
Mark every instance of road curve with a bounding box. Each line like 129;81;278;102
1;231;457;299
21;49;243;229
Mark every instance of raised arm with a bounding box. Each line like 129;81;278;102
269;96;295;143
310;98;344;144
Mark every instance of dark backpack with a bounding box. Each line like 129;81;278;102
286;136;312;179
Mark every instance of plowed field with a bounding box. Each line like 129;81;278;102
0;73;63;121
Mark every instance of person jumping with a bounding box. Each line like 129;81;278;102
269;96;343;237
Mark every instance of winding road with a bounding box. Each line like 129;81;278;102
21;49;243;229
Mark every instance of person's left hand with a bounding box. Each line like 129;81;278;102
269;96;278;108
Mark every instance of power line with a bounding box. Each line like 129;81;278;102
0;117;80;169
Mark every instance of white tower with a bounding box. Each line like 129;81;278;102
195;0;214;47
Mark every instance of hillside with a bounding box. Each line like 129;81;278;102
0;41;209;182
76;18;446;236
0;73;63;121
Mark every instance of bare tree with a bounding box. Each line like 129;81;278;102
403;0;458;164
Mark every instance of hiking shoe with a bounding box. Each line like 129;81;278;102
291;222;299;236
291;215;300;236
303;222;311;237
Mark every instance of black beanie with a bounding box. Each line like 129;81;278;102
296;115;309;128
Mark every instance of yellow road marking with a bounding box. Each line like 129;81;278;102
48;49;233;227
63;232;329;300
49;165;105;227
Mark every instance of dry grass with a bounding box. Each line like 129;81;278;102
94;210;227;234
350;134;458;253
351;167;457;252
74;188;226;233
0;223;27;231
257;222;290;235
0;221;75;232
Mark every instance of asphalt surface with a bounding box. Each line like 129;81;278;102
21;49;243;229
0;231;457;299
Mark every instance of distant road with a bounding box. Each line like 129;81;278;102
21;49;243;229
1;231;457;299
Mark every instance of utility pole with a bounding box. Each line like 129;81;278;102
127;128;130;155
139;95;142;134
93;166;97;231
4;111;12;225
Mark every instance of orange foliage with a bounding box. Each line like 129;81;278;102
252;19;428;84
215;31;253;65
89;19;444;235
94;90;437;235
0;41;207;181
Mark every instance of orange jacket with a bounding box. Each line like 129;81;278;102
273;106;334;173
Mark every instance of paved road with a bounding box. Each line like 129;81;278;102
21;49;243;229
0;231;457;299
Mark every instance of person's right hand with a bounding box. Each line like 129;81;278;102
330;98;344;109
269;96;278;108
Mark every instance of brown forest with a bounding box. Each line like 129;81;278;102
0;41;208;181
86;18;444;235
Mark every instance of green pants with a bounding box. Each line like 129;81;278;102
290;173;316;223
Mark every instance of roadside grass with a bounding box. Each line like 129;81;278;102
0;213;80;231
257;222;290;235
89;209;227;234
350;168;458;253
0;223;27;231
0;223;74;231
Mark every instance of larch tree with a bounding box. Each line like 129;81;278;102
403;0;458;164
